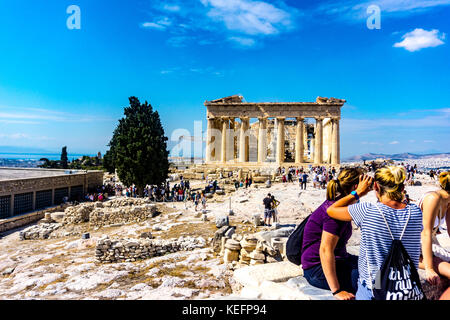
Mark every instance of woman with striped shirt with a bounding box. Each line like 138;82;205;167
327;166;423;300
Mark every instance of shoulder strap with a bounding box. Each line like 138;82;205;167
366;203;412;292
374;203;411;241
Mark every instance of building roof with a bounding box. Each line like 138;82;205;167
0;168;86;181
205;95;346;106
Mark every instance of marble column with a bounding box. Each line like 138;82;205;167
228;118;235;162
331;118;340;164
239;117;249;162
276;118;285;164
221;117;228;163
314;118;323;164
295;117;304;163
205;118;213;163
212;118;222;161
257;118;267;163
327;119;333;164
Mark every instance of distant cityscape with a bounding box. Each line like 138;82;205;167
1;152;448;171
0;153;95;168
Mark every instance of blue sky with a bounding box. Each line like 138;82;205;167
0;0;449;159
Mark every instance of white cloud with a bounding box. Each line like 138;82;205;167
141;17;172;30
166;36;193;47
389;141;400;144
159;66;224;77
342;108;450;132
317;0;450;22
361;141;383;145
163;4;181;12
357;0;450;13
143;0;297;48
228;36;256;47
201;0;293;36
0;106;112;123
142;22;166;30
394;28;445;51
0;119;41;124
0;133;54;141
424;140;435;143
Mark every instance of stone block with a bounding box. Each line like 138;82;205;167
215;215;229;228
233;261;303;288
50;212;66;223
225;239;241;251
224;226;235;238
224;249;239;263
239;280;310;300
252;214;262;227
271;237;287;256
140;232;153;239
249;251;265;260
286;277;334;300
256;227;295;243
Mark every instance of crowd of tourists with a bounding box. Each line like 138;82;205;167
276;162;445;192
296;165;449;300
234;176;253;190
84;184;114;203
111;177;224;213
276;166;338;190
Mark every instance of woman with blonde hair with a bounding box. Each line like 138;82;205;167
418;171;450;284
301;167;364;300
327;166;423;300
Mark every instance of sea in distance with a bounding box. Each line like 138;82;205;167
0;153;95;168
0;153;92;160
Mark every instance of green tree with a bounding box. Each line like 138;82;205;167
61;146;68;169
106;96;169;196
103;148;116;174
39;158;59;168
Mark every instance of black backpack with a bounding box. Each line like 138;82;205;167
369;205;426;300
286;214;311;265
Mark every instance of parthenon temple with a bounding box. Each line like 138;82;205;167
204;95;345;168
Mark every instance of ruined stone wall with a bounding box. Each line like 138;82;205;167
95;236;206;263
62;198;157;228
0;204;69;233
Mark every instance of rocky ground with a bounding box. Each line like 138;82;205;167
0;173;448;300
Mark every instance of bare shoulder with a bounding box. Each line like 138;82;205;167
423;191;441;204
421;192;440;218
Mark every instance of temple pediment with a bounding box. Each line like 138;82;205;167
207;95;244;104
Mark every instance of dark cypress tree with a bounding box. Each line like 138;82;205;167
61;146;69;169
106;97;169;196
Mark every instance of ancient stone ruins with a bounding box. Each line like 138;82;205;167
203;95;344;168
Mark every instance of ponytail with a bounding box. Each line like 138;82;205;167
326;167;364;201
326;179;339;201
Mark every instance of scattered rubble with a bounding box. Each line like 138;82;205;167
19;223;62;240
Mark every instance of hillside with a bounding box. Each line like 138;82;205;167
345;152;450;162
